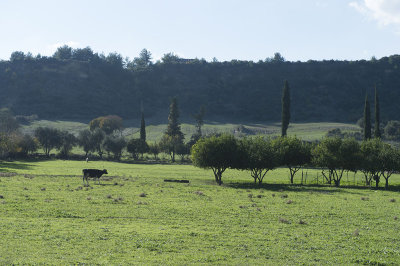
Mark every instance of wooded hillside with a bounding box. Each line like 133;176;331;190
1;51;400;123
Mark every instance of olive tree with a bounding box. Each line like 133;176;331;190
34;127;62;156
273;136;311;184
360;138;385;186
237;137;278;185
378;145;400;189
58;131;77;158
127;138;148;160
312;137;360;187
191;134;238;185
103;136;126;161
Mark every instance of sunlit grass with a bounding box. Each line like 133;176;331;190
0;160;399;264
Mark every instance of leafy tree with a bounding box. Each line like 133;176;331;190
10;51;25;61
106;52;124;68
237;137;278;184
53;45;72;60
34;127;62;156
163;97;184;162
77;129;95;157
360;138;384;186
191;134;238;185
161;52;181;64
0;108;19;134
16;134;38;157
140;112;146;142
58;131;77;158
273;136;311;184
312;137;361;187
378;145;400;189
148;142;160;160
0;132;19;158
159;135;182;162
127;138;148;160
281;80;290;137
103;136;126;161
72;47;94;61
384;120;400;140
176;143;190;162
132;48;152;68
374;86;381;138
364;94;371;140
91;128;106;159
273;52;285;62
89;115;123;135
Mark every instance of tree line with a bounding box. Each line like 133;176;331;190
0;98;195;162
2;46;400;123
191;134;399;189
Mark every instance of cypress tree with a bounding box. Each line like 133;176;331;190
364;94;371;140
374;86;381;138
163;97;184;162
281;80;291;137
140;112;146;141
166;97;184;139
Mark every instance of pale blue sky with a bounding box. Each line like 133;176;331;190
0;0;399;62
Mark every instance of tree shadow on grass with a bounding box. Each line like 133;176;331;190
225;182;367;194
0;161;35;172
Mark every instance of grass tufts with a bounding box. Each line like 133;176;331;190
139;192;147;197
390;198;396;202
353;229;360;237
361;197;369;201
286;200;294;204
279;217;291;224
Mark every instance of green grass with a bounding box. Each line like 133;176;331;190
21;120;361;143
0;160;399;264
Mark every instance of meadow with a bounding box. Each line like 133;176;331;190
0;160;399;264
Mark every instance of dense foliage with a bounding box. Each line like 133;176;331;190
192;135;400;188
2;48;400;122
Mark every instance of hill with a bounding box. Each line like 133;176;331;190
1;51;400;123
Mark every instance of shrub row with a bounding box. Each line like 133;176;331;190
191;134;399;189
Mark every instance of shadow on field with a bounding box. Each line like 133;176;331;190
0;161;35;172
226;182;366;194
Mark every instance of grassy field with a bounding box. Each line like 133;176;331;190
21;119;361;143
0;160;399;264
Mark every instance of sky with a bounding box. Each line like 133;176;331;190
0;0;400;62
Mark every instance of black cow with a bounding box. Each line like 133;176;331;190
82;169;108;185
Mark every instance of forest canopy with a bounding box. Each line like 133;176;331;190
1;47;400;123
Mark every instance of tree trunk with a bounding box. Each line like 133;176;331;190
385;179;389;189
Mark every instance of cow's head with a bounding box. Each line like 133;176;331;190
103;169;108;174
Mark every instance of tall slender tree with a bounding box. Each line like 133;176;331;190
364;94;372;140
374;86;381;138
161;97;184;162
281;80;291;137
140;112;146;142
